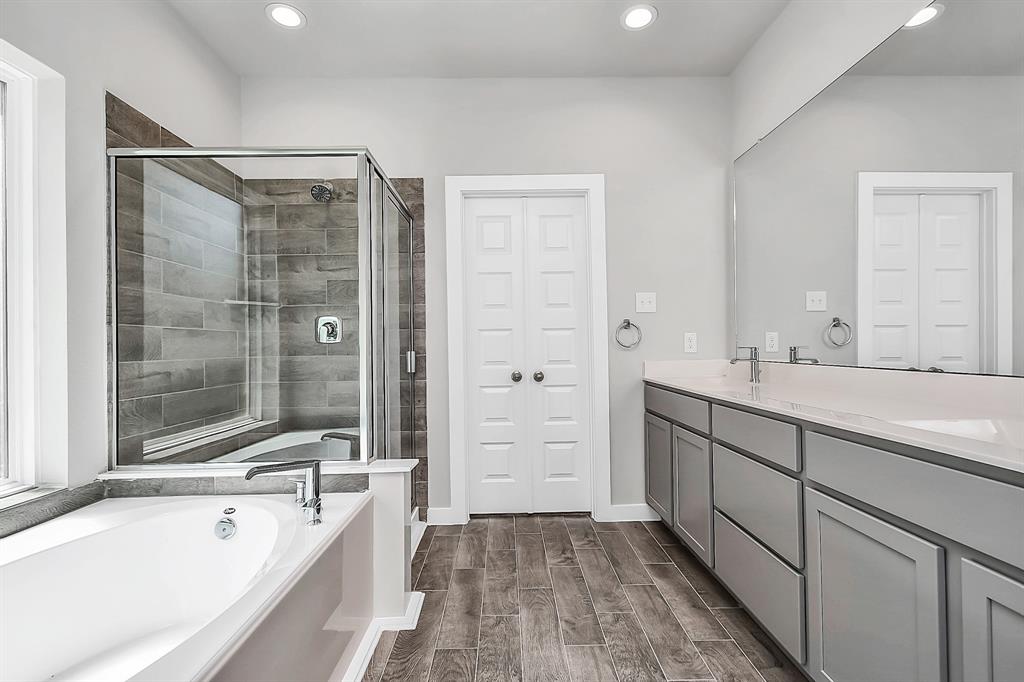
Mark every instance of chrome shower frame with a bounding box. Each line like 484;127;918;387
105;147;415;472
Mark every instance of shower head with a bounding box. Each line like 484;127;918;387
310;182;334;203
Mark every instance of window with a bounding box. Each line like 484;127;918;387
0;40;68;500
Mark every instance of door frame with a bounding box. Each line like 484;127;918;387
856;171;1013;374
440;174;610;524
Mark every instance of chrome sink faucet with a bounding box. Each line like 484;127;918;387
731;345;761;384
244;460;322;525
788;345;820;364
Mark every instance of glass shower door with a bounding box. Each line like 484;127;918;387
383;189;414;459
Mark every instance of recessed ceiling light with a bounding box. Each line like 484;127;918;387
903;4;943;28
266;3;306;29
621;4;658;31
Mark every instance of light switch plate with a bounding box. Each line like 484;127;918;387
765;331;779;353
684;332;698;353
635;292;657;313
805;291;827;312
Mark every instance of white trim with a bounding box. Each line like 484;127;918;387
410;507;427;551
444;174;611;524
0;40;67;489
857;172;1013;375
340;591;423;682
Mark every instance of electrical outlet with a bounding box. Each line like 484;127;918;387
806;291;827;312
765;331;779;353
684;332;698;353
635;292;657;313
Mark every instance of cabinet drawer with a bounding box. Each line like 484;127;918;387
713;444;803;568
712;405;800;471
714;512;806;663
805;432;1024;570
645;385;709;434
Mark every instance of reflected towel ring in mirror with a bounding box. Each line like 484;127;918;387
615;318;643;349
824;316;853;347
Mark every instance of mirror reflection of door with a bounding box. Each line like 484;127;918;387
857;173;1013;374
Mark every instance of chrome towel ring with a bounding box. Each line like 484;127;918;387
824;316;853;347
615;318;643;349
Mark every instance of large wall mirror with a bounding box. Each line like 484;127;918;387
734;0;1023;377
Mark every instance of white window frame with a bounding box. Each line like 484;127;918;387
0;40;68;501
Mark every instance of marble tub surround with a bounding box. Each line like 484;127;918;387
644;360;1024;475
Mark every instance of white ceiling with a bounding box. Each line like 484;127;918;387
852;0;1024;76
167;0;788;78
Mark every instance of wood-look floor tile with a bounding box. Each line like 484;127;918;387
486;549;517;579
598;612;666;682
541;516;578;566
623;584;712;681
617;521;671;564
416;535;460;590
411;551;428;588
550;566;604;645
591;520;620;531
695;640;764;682
482;576;519;615
488;517;516;550
647;563;729;641
455;530;488;569
515;514;541;533
643;521;679;546
428;648;477;682
663;544;736;607
436;568;485;648
565;645;618;682
419;525;439;550
576;548;632;613
715;608;804;682
521;589;571;682
564;516;602;549
435;524;465;536
598;531;652;585
477;615;524;682
380;590;447;682
362;629;398;682
516;533;552;588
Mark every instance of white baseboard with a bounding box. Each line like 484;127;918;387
343;591;424;682
427;506;468;525
592;502;661;523
410;508;427;551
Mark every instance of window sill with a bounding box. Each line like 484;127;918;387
0;485;65;512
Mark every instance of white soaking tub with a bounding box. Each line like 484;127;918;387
0;493;374;682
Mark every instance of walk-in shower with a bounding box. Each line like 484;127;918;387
106;148;416;467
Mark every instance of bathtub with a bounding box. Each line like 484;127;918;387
0;493;373;682
209;428;360;463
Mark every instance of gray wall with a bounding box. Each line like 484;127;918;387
736;75;1024;373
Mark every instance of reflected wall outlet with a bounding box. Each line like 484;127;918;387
805;291;827;312
635;292;657;313
684;332;698;353
765;331;779;353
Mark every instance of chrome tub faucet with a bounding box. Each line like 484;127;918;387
731;345;761;384
244;459;322;525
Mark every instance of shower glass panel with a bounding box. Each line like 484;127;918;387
108;148;413;468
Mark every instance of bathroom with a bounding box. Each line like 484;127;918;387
0;0;1021;680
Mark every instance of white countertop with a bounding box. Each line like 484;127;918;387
644;360;1024;476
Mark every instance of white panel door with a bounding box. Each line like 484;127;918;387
464;197;530;512
869;194;920;368
919;194;981;373
525;196;592;512
463;195;593;514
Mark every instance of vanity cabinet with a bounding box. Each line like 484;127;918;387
644;412;673;522
672;426;713;565
961;559;1024;682
804;488;946;682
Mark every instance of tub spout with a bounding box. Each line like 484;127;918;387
244;460;322;525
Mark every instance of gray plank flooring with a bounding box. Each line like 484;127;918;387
365;515;806;682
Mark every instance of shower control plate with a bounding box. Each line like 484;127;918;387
316;316;342;344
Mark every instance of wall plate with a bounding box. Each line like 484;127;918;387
635;292;657;313
805;291;827;312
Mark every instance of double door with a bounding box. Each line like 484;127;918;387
464;195;592;513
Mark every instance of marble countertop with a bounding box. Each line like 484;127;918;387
644;360;1024;476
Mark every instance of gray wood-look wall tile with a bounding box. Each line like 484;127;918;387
119;360;204;398
106;92;160;146
162;329;238;360
0;482;105;539
118;325;163;362
163;385;239;427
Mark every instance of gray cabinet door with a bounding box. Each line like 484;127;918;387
805;489;946;682
961;559;1024;682
672;426;712;565
644;412;672;522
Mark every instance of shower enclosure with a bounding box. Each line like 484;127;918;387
107;148;416;467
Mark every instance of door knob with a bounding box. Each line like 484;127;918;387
511;371;523;383
533;370;545;383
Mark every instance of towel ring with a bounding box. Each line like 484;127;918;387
615;318;643;349
824;316;853;347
